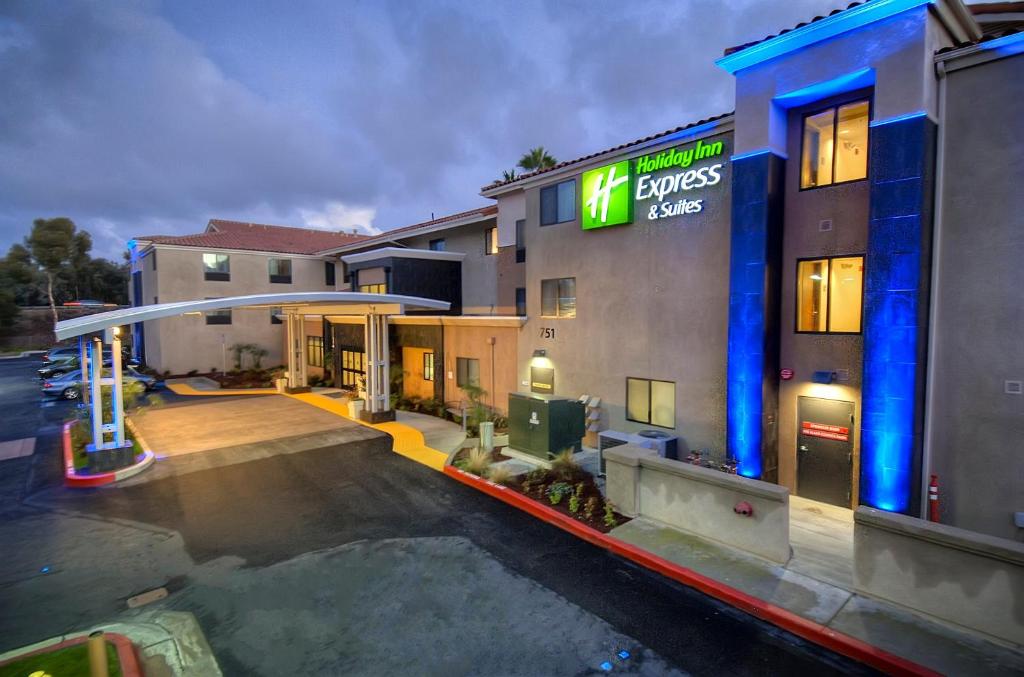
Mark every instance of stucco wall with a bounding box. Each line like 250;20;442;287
928;53;1024;541
402;219;499;315
776;91;871;501
442;321;519;414
142;246;333;374
517;130;733;454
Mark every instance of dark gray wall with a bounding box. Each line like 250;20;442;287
929;53;1024;541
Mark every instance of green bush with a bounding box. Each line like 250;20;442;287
547;482;573;505
603;502;618;528
486;464;513;486
464;448;492;476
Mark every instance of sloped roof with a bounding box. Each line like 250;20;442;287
723;2;866;56
480;111;733;192
316;205;498;254
138;220;368;255
935;26;1023;53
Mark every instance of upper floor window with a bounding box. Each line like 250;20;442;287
800;100;869;189
204;298;231;325
796;255;864;333
515;219;526;263
269;258;292;284
429;238;446;251
540;179;575;225
360;283;386;294
325;261;336;287
485;226;498;255
541;277;576;318
203;253;230;281
515;287;526;316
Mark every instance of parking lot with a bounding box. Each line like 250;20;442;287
0;355;870;676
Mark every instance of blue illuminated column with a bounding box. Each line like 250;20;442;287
860;113;936;514
726;150;785;480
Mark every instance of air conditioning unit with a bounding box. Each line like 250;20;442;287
597;429;680;474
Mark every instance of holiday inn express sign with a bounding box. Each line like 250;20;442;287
581;137;727;230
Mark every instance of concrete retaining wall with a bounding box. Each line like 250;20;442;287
604;445;790;563
854;507;1024;646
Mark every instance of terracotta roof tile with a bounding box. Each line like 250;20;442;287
722;2;864;57
140;220;368;255
324;205;498;252
481;112;733;192
935;27;1023;54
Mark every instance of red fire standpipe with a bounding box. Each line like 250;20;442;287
928;475;940;522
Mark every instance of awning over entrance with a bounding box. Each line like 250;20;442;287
53;292;450;341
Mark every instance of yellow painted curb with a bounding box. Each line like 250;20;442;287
284;392;448;471
167;383;277;396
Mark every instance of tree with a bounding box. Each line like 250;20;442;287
517;147;557;173
25;217;79;326
0;246;33;327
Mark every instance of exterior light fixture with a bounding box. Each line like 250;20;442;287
112;326;121;336
532;349;546;358
812;370;836;384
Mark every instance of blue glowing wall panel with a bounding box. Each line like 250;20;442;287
861;114;935;514
726;151;785;480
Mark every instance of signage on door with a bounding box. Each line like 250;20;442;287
801;421;849;442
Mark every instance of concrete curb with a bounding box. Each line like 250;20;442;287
0;631;142;676
443;465;939;677
62;421;156;488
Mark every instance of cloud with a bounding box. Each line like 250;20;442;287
0;0;841;260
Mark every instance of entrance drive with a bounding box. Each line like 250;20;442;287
796;396;854;508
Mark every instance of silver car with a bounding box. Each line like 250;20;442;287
41;368;159;400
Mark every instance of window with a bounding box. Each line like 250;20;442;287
205;308;231;325
800;100;869;189
270;307;282;324
423;352;435;381
429;238;446;251
456;357;480;388
626;378;675;428
340;348;365;387
153;296;158;305
325;261;336;287
269;258;292;284
540;179;576;225
515;219;526;263
359;283;386;294
515;287;526;316
541;277;576;318
796;255;864;333
485;226;498;255
203;253;230;281
307;335;324;367
150;251;157;271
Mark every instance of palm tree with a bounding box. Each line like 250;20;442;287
500;169;518;182
517;147;557;173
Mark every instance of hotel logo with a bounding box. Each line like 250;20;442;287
581;160;632;230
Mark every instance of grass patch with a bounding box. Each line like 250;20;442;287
0;641;122;677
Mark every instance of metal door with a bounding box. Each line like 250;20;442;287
796;397;854;508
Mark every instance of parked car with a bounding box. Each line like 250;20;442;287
41;368;160;400
41;346;80;363
37;355;88;380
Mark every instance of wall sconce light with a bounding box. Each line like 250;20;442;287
812;370;837;384
532;349;546;358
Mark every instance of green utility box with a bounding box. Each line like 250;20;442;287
508;392;585;461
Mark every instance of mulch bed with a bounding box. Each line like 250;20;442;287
452;447;630;534
165;370;276;389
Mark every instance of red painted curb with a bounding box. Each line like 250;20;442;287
444;465;939;677
0;631;143;676
62;421;150;488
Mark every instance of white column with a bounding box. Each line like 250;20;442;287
78;336;90;407
286;313;297;388
111;332;124;446
365;314;377;412
89;338;103;448
379;315;390;413
297;315;308;388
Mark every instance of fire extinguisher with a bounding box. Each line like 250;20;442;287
928;475;940;522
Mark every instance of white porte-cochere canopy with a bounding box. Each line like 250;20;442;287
56;292;451;453
53;292;450;341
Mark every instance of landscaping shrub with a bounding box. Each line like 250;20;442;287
486;464;513;486
546;482;573;505
603;502;618;528
584;496;600;520
551;448;585;482
464;448;492;476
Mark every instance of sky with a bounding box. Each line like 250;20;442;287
1;0;880;260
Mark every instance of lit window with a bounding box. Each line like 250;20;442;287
796;256;864;333
541;277;575;318
540;179;575;225
307;336;324;367
340;348;365;387
626;378;675;428
359;283;386;294
429;238;446;251
485;227;498;255
456;357;480;388
515;287;526;316
800;100;869;188
203;253;230;281
269;258;292;284
423;352;435;381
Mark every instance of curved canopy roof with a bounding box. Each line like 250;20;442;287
54;292;450;341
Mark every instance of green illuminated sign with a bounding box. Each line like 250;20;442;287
580;138;727;230
581;160;632;230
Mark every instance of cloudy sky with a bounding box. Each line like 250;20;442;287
2;0;866;259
